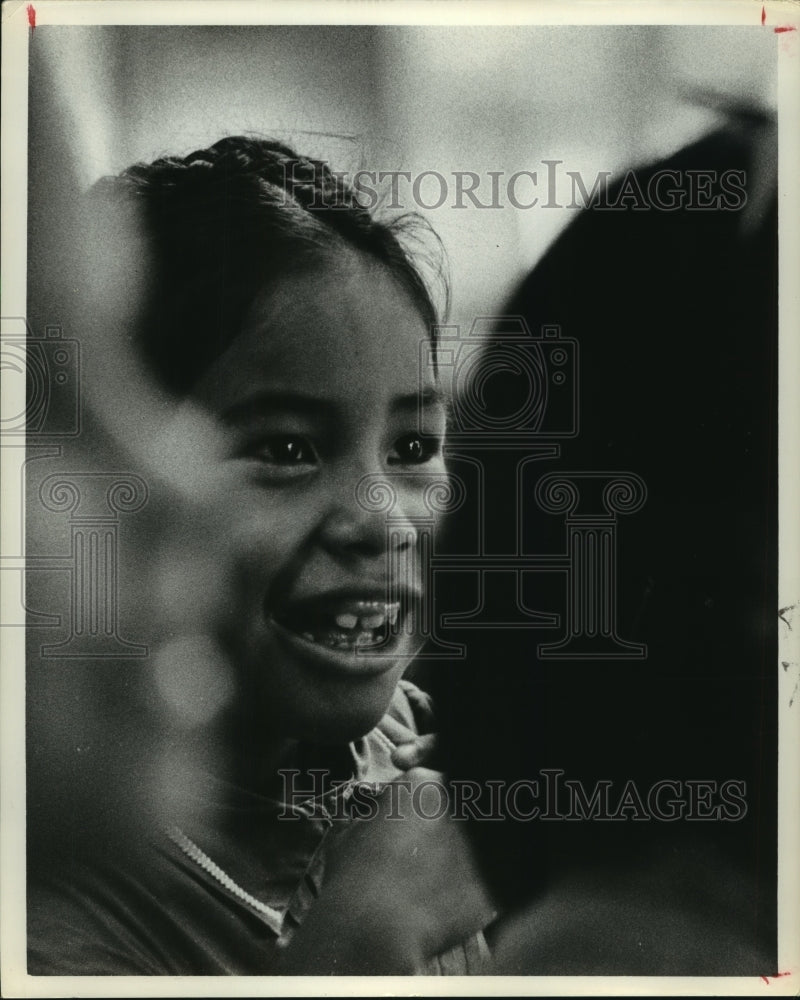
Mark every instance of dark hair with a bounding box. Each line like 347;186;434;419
89;136;447;393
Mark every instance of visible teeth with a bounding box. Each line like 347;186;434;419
335;613;359;630
280;599;403;648
333;605;401;632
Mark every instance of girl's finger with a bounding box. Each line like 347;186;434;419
391;734;439;770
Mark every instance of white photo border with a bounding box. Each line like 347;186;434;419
2;1;798;996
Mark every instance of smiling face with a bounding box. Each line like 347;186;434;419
188;252;447;747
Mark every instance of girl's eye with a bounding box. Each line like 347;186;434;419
249;435;317;468
389;433;441;465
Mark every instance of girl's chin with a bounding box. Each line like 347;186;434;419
229;668;407;748
284;689;402;747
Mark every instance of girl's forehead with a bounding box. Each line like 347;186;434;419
251;260;426;360
192;256;437;410
252;253;423;328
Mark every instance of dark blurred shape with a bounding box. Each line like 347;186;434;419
433;123;778;972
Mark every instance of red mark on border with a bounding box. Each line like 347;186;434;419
761;971;792;984
774;25;796;32
27;4;36;29
761;5;766;24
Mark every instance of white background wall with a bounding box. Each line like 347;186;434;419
30;24;777;327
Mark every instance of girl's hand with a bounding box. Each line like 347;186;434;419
274;767;495;974
390;732;440;771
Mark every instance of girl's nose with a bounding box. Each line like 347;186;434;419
318;487;420;563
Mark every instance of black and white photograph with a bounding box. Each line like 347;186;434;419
1;0;799;994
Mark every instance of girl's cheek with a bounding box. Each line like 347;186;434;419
396;470;453;527
220;497;324;595
232;492;322;545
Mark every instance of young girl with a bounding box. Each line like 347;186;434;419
26;136;494;976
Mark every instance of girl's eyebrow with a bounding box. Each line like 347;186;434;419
221;388;449;427
393;387;448;412
219;391;336;427
393;389;452;438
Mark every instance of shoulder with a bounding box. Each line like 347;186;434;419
28;859;176;975
27;836;282;975
486;837;774;975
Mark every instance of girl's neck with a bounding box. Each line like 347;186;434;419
204;716;357;803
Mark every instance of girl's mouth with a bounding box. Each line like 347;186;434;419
272;599;402;651
266;589;420;673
